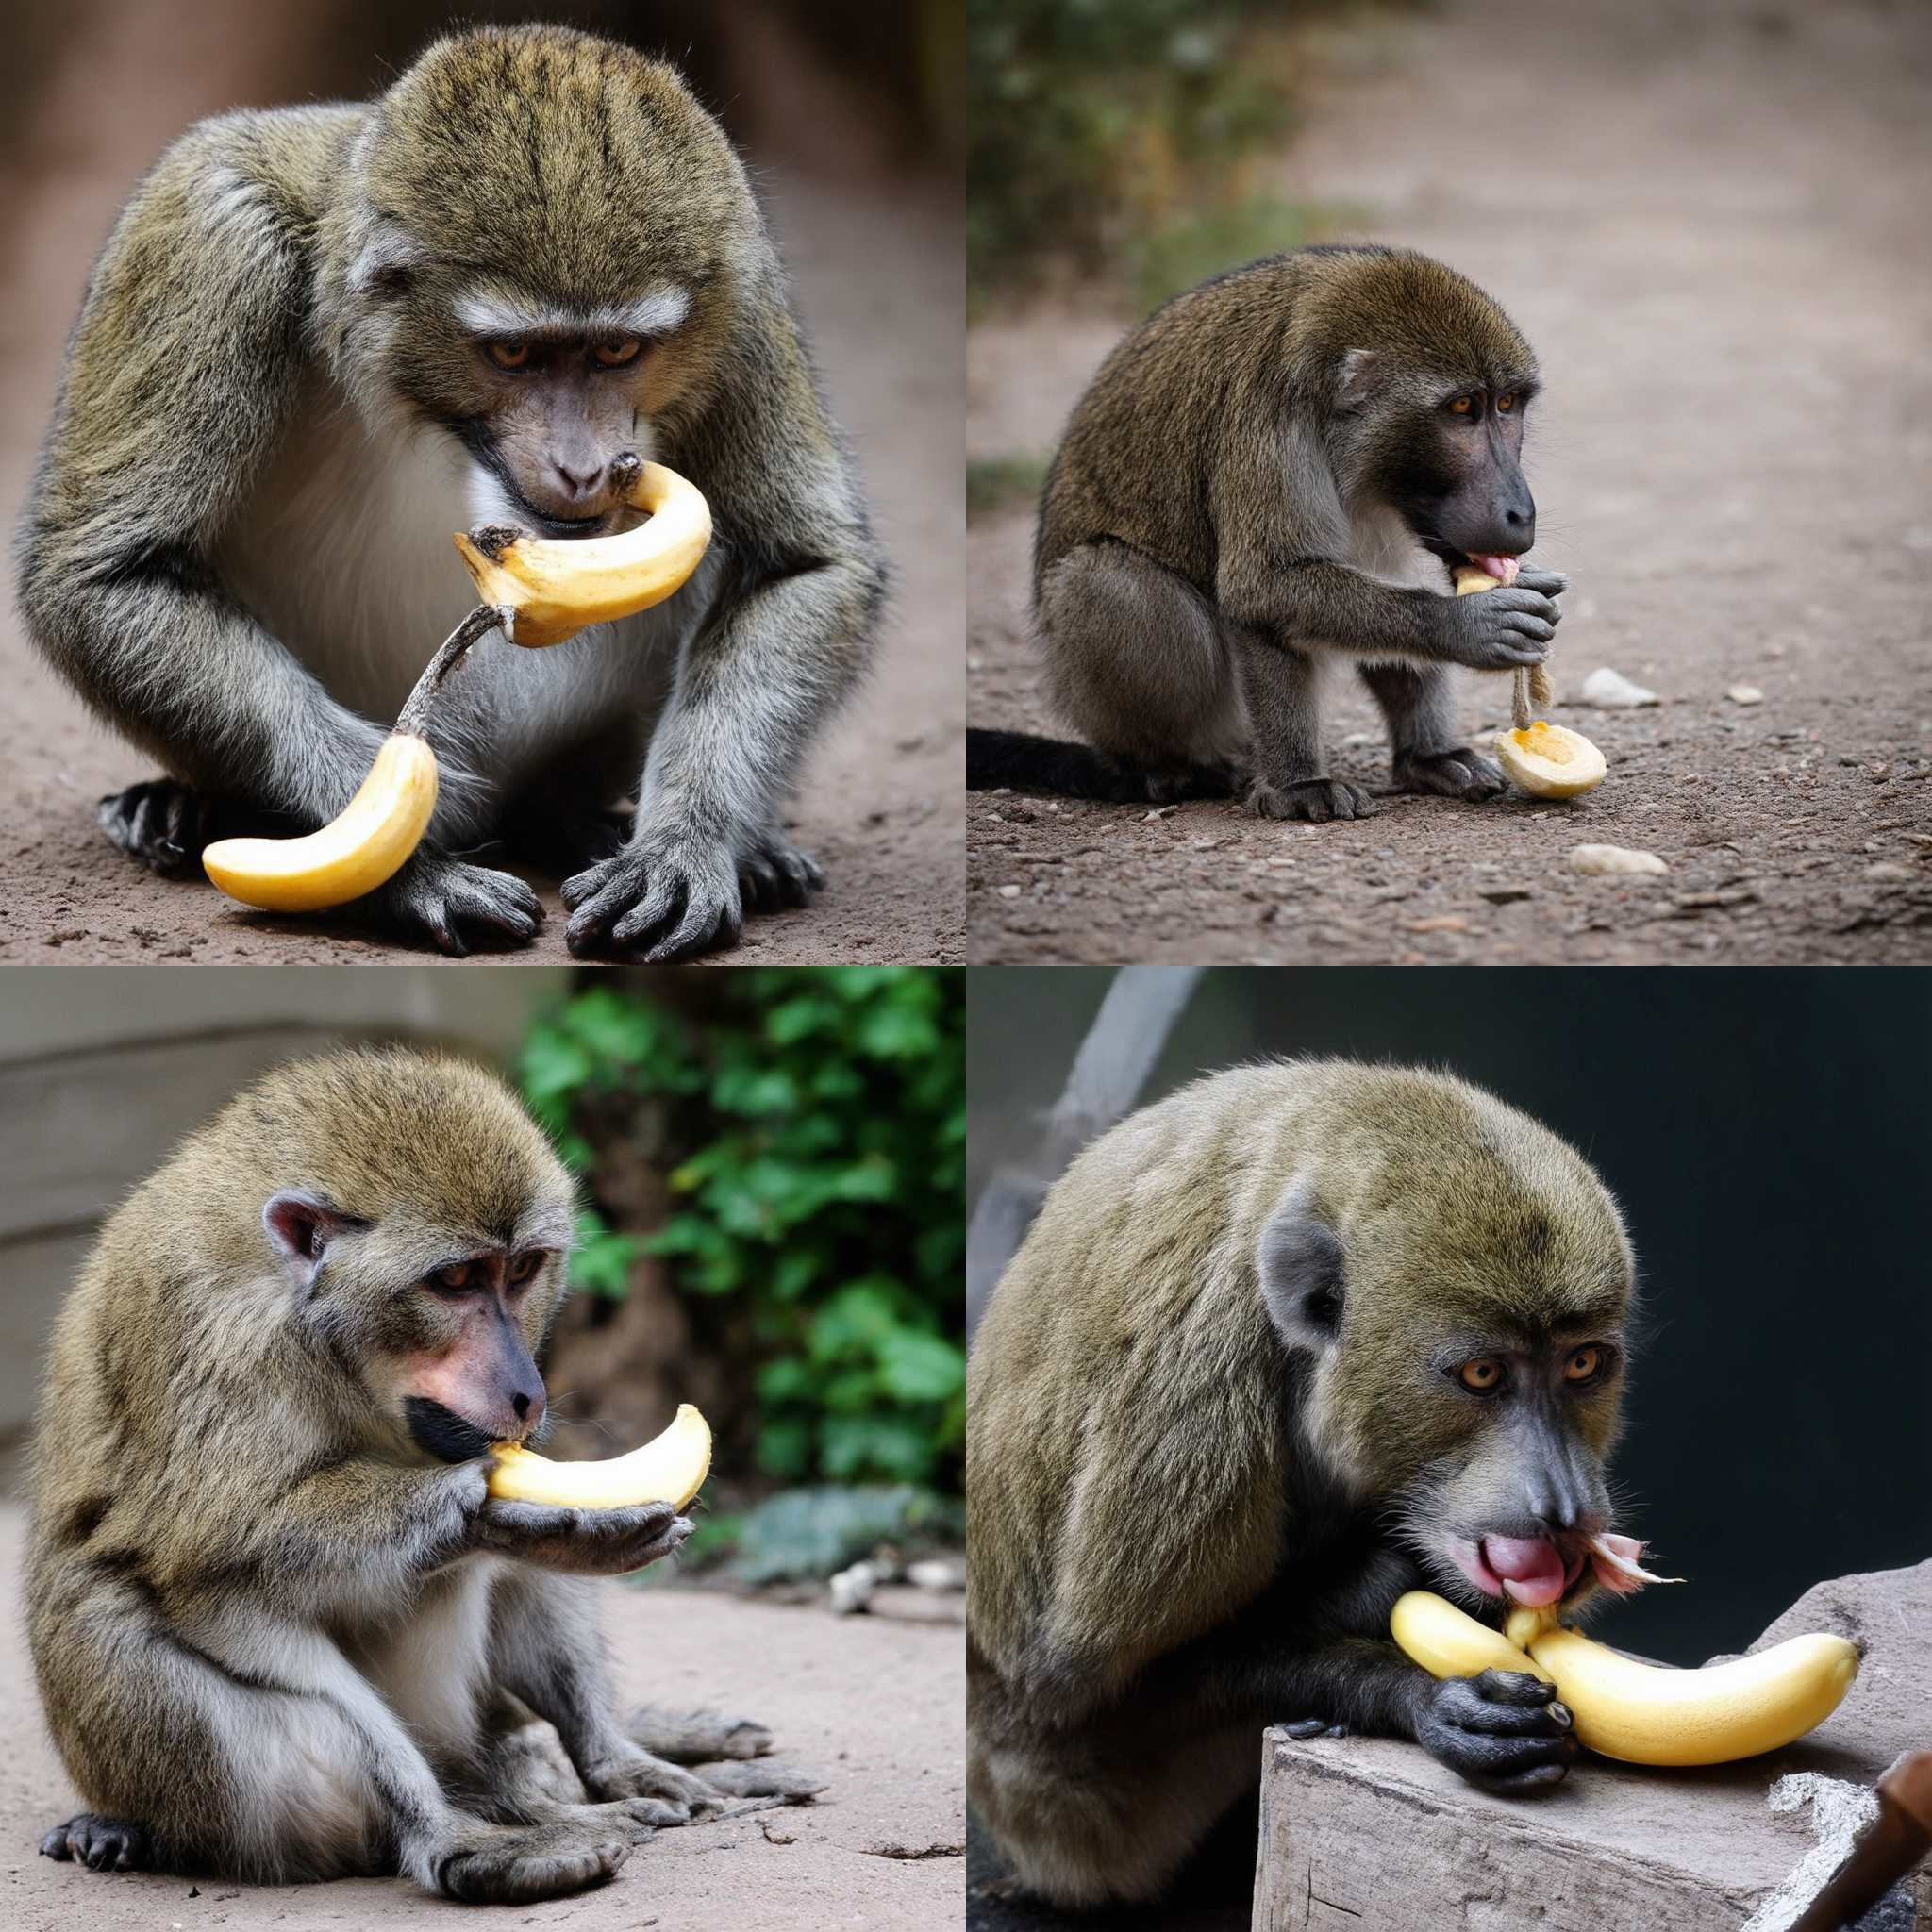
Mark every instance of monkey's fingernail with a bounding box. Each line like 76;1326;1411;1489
1548;1701;1573;1728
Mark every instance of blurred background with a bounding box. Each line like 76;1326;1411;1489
0;0;965;965
968;966;1932;1671
0;964;964;1592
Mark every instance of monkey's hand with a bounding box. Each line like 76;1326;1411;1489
472;1496;692;1575
560;836;746;962
1414;1669;1579;1792
359;847;543;956
580;1747;726;1824
1432;580;1562;672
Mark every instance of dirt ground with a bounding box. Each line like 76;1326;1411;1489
0;21;961;966
0;1502;964;1932
967;0;1932;966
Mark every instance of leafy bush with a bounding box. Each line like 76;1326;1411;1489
518;969;965;1495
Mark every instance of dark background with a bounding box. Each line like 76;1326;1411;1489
968;967;1932;1670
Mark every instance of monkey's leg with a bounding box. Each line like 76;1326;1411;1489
1227;632;1375;822
1358;661;1507;803
1033;541;1244;801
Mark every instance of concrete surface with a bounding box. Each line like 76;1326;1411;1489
0;1503;965;1931
967;0;1932;965
1254;1559;1932;1930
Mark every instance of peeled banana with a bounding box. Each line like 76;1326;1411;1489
1452;561;1607;801
488;1403;712;1512
453;455;712;647
1391;1588;1860;1766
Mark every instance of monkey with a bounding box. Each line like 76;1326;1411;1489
967;1058;1641;1909
15;25;886;958
965;245;1568;822
25;1047;818;1904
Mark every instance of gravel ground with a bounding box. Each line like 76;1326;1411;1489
966;0;1932;965
0;1503;964;1932
0;27;961;966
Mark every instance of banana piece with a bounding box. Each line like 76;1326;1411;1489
1392;1590;1860;1767
453;456;711;647
1391;1589;1556;1686
1453;561;1607;801
203;733;438;913
488;1403;712;1512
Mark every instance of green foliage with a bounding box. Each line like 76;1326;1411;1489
1126;192;1359;315
967;452;1053;522
517;971;965;1494
729;1485;968;1586
969;0;1300;298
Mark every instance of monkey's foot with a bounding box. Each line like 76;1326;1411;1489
39;1813;153;1872
694;1759;827;1804
434;1818;629;1904
562;837;748;962
1416;1668;1578;1793
738;834;824;914
361;850;543;956
582;1749;725;1823
1393;746;1507;803
98;779;222;876
625;1705;774;1763
1246;776;1375;823
1279;1718;1352;1740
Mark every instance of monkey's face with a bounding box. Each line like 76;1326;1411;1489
264;1189;575;1464
1369;380;1541;575
343;27;754;532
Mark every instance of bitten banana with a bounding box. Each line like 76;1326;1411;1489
453;456;712;647
203;734;438;912
1391;1589;1860;1766
489;1403;712;1511
1453;561;1607;801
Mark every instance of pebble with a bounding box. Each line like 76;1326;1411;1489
1579;667;1660;708
1864;861;1915;883
1571;843;1669;876
1407;914;1470;933
1727;684;1766;706
995;884;1022;899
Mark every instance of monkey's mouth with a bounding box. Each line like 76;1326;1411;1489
1444;1531;1673;1607
1424;541;1522;584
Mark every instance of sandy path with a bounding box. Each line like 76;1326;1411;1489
967;0;1931;965
0;1504;963;1931
0;81;962;965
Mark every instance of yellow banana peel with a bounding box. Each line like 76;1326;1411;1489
488;1403;711;1512
454;456;712;647
203;458;710;913
1391;1589;1859;1767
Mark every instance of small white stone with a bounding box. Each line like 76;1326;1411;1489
1727;684;1766;706
1864;860;1914;883
995;883;1022;899
1570;843;1669;877
1579;666;1660;708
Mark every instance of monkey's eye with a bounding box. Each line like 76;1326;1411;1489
430;1260;481;1292
1563;1345;1602;1384
507;1251;546;1287
1457;1357;1506;1393
487;341;531;371
593;339;641;368
1496;392;1518;413
1448;394;1475;416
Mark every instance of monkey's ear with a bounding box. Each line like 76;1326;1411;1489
1335;349;1384;413
1257;1178;1346;1354
263;1191;352;1290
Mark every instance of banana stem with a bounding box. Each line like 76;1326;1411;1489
393;603;509;739
1512;666;1533;733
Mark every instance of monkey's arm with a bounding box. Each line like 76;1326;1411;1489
561;301;886;963
1208;425;1557;672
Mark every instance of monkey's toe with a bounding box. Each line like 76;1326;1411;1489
1247;776;1375;823
40;1813;152;1872
564;842;745;962
739;834;824;913
437;1821;629;1904
98;779;216;876
1393;747;1507;803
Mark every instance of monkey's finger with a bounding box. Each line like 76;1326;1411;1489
641;891;741;964
563;866;645;943
1280;1717;1333;1740
609;871;689;947
1513;570;1568;598
1471;1668;1563;1707
739;856;780;911
1488;587;1561;618
1497;613;1556;643
767;844;822;908
1481;1757;1574;1792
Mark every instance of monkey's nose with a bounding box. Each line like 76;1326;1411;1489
553;458;604;498
511;1387;545;1432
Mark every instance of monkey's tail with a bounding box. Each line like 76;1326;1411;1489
966;727;1234;806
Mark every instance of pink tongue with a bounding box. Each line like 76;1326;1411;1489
1482;1535;1567;1607
1472;554;1521;584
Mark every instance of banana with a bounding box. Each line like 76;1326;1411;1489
1452;561;1607;800
1391;1589;1556;1686
203;733;439;913
453;456;712;647
1391;1589;1860;1766
488;1403;712;1512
